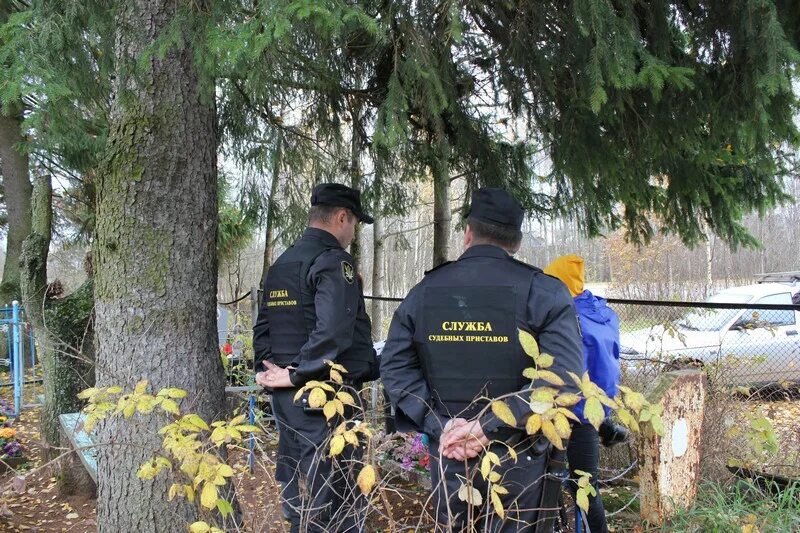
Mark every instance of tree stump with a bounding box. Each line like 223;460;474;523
639;369;707;525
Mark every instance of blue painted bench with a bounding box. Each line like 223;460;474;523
59;412;97;483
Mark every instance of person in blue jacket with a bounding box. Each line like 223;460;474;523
544;254;627;533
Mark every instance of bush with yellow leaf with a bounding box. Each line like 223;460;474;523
456;328;666;520
79;380;260;529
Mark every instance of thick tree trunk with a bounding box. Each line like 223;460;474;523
93;2;226;531
19;173;51;325
431;129;451;268
0;103;32;305
21;173;95;467
260;136;282;286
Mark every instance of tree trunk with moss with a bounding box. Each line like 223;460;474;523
93;1;227;531
0;102;32;306
18;173;91;464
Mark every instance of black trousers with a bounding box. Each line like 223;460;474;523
566;423;608;533
271;387;365;533
429;436;549;532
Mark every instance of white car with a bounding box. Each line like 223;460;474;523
620;282;800;384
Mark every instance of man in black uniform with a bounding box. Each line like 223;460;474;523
253;183;378;532
380;188;585;532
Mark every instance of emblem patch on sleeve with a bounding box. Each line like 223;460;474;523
341;261;355;284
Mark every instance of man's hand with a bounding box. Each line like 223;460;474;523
439;418;489;461
256;361;294;388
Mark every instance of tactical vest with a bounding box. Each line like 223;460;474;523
263;236;375;380
414;277;533;418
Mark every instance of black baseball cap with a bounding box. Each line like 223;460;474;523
311;183;374;224
465;187;524;230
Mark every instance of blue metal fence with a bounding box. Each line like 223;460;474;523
0;301;39;416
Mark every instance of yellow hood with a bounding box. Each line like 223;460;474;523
544;254;585;297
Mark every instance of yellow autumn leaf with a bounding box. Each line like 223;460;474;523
330;369;343;384
183;414;210;431
229;414;246;426
491;490;505;519
326;361;348;373
541;419;564;450
168;483;182;501
576;488;589;512
558;408;581;422
623;390;647;412
306;380;335;392
189;521;211;533
584;397;605;430
501;442;518;462
343;430;359;446
480;456;491;480
137;461;156;479
334;399;344;416
136;396;158;414
518;329;540;359
336;391;355;405
308;387;327;408
487;451;500;466
488;471;501;483
537;353;555;368
491;400;517;427
134;380;149;395
598;395;618;409
160;388;187;399
83;415;98;433
210;427;227;446
161;399;180;416
554;413;572;439
537;370;565;387
200;482;218;510
522;367;538;380
492;484;509;495
526;414;542;435
77;387;98;400
356;464;377;495
329;435;345;456
323;401;337;421
293;387;306;403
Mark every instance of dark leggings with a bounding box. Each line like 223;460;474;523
566;423;608;533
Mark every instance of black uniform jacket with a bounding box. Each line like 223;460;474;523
253;227;375;386
380;245;584;439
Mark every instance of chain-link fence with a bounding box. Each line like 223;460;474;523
368;289;800;390
610;296;800;389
